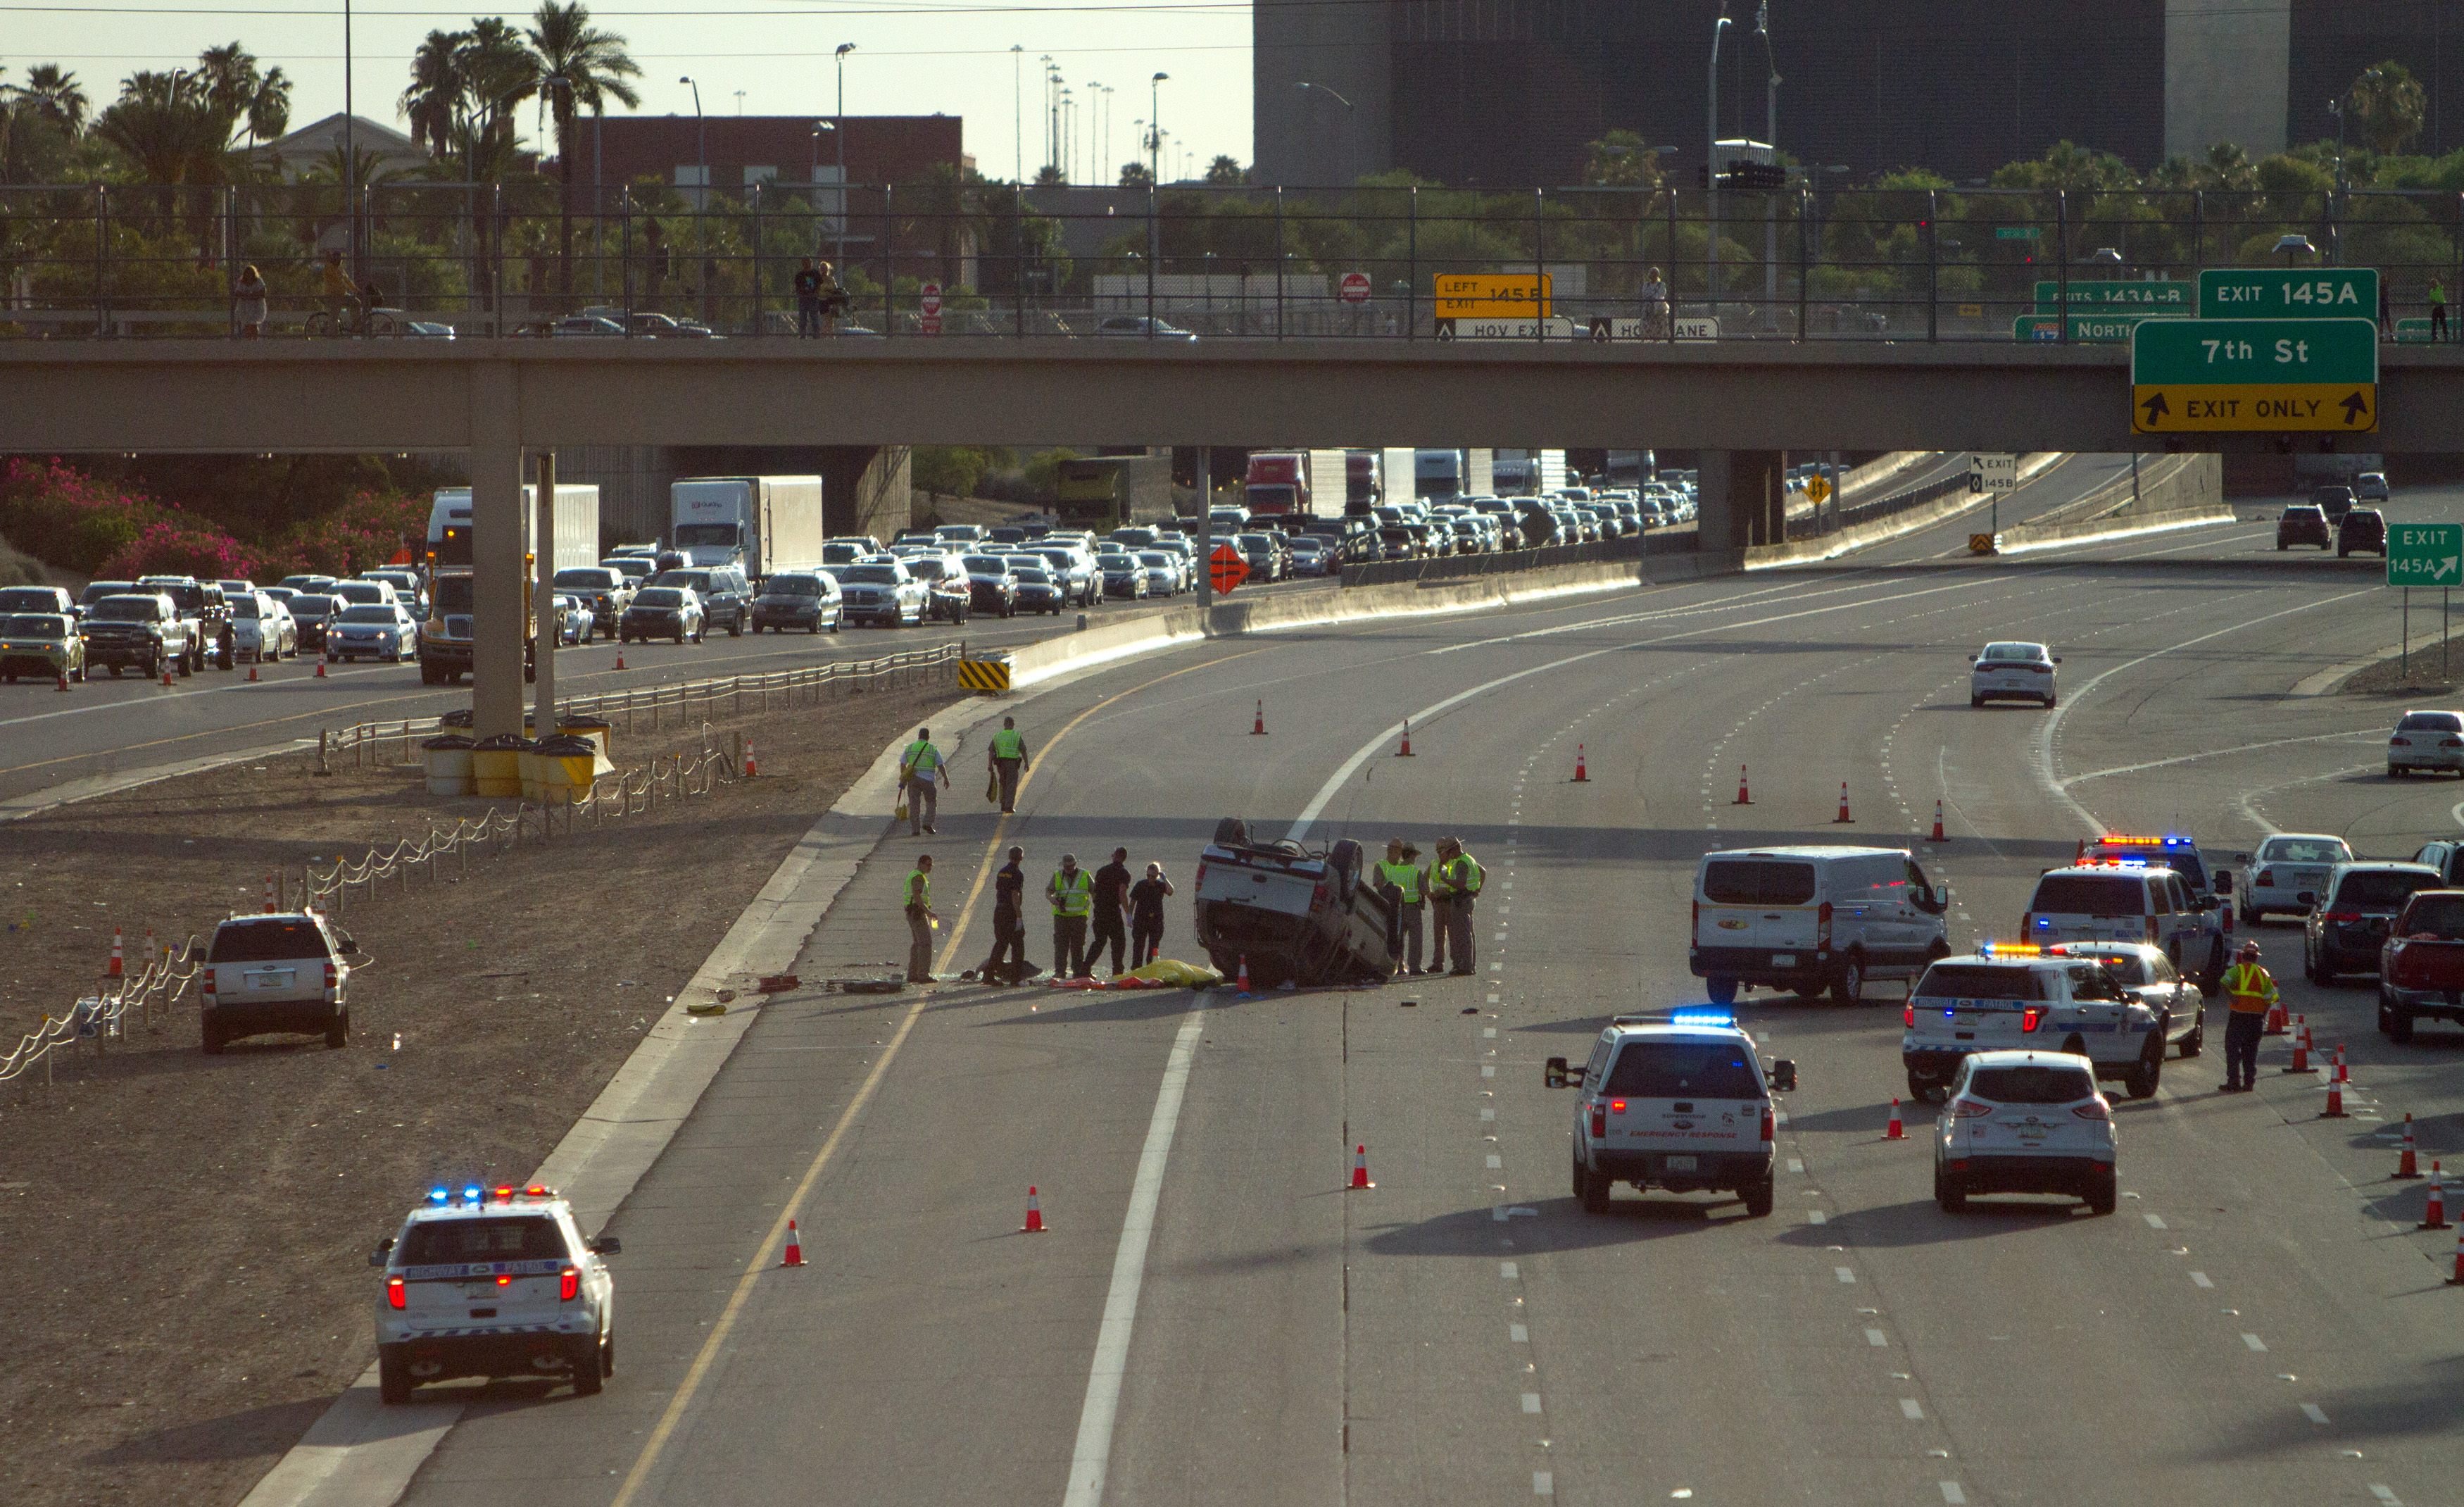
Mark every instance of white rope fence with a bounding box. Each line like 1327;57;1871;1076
1;934;203;1085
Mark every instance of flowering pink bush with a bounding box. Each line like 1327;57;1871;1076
99;520;270;582
0;458;153;573
3;458;428;583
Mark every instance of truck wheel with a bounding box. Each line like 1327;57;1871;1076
1741;1174;1775;1218
177;651;194;677
378;1346;413;1404
1706;976;1739;1006
2389;1006;2415;1044
1575;1154;1609;1214
1829;951;1866;1006
325;1013;348;1049
571;1334;605;1396
201;1021;224;1054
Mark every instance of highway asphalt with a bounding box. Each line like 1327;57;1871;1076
305;473;2464;1506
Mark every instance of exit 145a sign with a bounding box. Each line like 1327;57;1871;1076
2198;268;2378;319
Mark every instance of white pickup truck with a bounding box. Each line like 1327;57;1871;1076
1193;819;1395;987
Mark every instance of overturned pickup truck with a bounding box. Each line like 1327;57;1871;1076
1195;819;1395;987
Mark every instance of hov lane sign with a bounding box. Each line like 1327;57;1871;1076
2388;523;2463;587
2129;317;2378;433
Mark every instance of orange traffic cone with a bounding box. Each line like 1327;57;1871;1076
2449;1223;2464;1286
781;1218;805;1266
246;661;259;682
313;659;326;678
1251;699;1267;736
2264;999;2287;1036
1885;1098;1905;1140
161;663;174;688
55;668;70;692
2322;1078;2348;1119
743;739;757;778
1572;744;1589;782
1350;1144;1374;1190
1735;765;1752;804
614;648;626;670
2396;1113;2422;1179
263;874;277;913
2422;1163;2451;1230
1236;956;1252;995
143;927;156;968
2285;1018;2310;1074
2334;1044;2350;1084
1928;799;1947;843
106;928;123;978
1835;782;1854;824
1397;717;1414;757
1022;1187;1046;1233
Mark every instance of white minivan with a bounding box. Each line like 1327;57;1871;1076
1690;846;1954;1005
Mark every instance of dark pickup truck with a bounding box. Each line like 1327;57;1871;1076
2377;889;2464;1042
1193;819;1395;987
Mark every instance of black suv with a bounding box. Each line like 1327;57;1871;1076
81;592;197;677
2337;507;2387;558
648;566;750;636
2311;483;2357;525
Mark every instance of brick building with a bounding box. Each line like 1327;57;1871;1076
563;113;969;204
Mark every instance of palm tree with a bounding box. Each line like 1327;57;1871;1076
458;17;539;166
92;70;234;185
401;30;467;158
2349;62;2427;156
525;1;641;297
15;63;90;137
194;43;291;156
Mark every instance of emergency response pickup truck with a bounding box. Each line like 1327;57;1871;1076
2378;888;2464;1042
1193;818;1394;987
1900;946;2167;1103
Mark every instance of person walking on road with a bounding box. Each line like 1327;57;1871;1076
1090;847;1133;976
1378;838;1427;975
1129;861;1174;968
2218;940;2278;1092
900;726;948;835
903;853;938;983
1433;836;1485;977
976;845;1033;984
1049;853;1094;978
988;715;1031;813
232;264;268;339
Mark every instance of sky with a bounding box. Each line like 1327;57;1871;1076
2;0;1255;182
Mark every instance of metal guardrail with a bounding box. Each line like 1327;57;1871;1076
6;181;2458;344
1;934;204;1086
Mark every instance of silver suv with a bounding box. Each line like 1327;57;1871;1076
201;911;360;1051
1545;1011;1796;1217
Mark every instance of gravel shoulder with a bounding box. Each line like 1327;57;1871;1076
0;679;961;1507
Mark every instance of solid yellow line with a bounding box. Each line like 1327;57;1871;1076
608;644;1261;1507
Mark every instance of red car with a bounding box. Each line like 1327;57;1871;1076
2276;504;2332;551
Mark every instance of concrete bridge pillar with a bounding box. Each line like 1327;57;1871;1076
1694;449;1787;556
471;362;528;741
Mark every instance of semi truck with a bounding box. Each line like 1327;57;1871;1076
1055;454;1173;528
1242;449;1352;520
1344;450;1383;511
418;484;599;685
670;475;826;580
1412;449;1495;499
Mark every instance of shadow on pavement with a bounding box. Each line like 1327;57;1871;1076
1362;1194;1759;1258
81;1396;341;1466
1775;1197;2084;1249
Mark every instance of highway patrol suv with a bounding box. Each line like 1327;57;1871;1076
1901;945;2166;1103
370;1184;619;1403
2065;834;2230;987
1545;1009;1797;1218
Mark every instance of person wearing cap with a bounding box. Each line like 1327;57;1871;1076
1377;838;1427;975
1048;852;1094;979
1433;835;1485;976
987;715;1031;813
1090;846;1134;977
2218;939;2278;1092
900;726;949;835
976;845;1033;984
1129;861;1174;968
903;853;938;984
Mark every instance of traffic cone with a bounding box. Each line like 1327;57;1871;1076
1397;717;1414;757
246;661;259;682
1886;1098;1905;1140
143;927;156;968
2322;1078;2347;1119
1927;799;1947;843
743;739;757;778
55;668;69;692
1022;1187;1046;1233
2422;1164;2450;1230
2334;1044;2350;1084
614;648;625;670
1251;699;1266;736
1236;955;1252;995
2396;1113;2422;1179
263;874;277;913
1572;744;1589;782
1350;1144;1374;1190
106;928;122;978
1734;764;1752;804
2264;999;2287;1036
781;1218;805;1266
313;659;326;678
2449;1223;2464;1286
2285;1018;2310;1074
161;663;174;688
1835;782;1854;824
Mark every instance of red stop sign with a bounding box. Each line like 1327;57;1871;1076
920;282;943;315
1209;542;1250;594
1338;271;1371;304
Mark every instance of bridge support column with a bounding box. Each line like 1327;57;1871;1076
470;362;527;741
1696;449;1787;556
532;449;556;733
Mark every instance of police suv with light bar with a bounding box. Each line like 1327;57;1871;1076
1900;946;2166;1103
370;1183;619;1403
1545;1008;1797;1218
2066;834;2230;988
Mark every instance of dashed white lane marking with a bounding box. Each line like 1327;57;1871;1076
1521;1393;1543;1414
2190;1271;2214;1289
1806;1208;1828;1225
1509;1324;1529;1343
1900;1399;1925;1420
1482;1108;1496;1121
1500;1261;1519;1280
1533;1471;1554;1497
1483;1026;1497;1037
2144;1213;2168;1230
1835;1267;1857;1284
1865;1328;1888;1347
2242;1332;2269;1352
1488;994;1501;1004
1787;1158;1804;1174
1940;1483;1968;1505
2370;1486;2399;1506
2301;1403;2330;1425
1488;1155;1504;1169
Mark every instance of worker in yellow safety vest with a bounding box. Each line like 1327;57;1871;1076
900;726;948;836
1433;836;1485;977
1048;853;1094;978
2218;939;2277;1094
987;715;1032;813
1377;838;1428;975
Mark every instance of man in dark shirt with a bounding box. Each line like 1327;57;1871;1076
1129;862;1174;968
976;845;1031;984
793;258;824;338
1090;846;1133;977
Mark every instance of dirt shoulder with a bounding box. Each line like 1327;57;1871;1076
0;678;962;1507
2343;632;2464;698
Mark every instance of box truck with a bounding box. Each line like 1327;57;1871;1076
425;484;601;573
670;475;826;580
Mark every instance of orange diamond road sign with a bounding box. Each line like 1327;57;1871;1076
1209;543;1250;595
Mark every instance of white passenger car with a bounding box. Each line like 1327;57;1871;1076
2387;709;2464;777
2231;832;2353;925
1968;640;2060;707
1933;1051;2117;1214
372;1184;618;1402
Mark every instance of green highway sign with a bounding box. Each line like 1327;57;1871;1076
2015;311;2186;344
2197;268;2377;319
2035;280;2189;313
2394;316;2436;344
2129;316;2379;433
1994;225;2042;240
2388;523;2463;587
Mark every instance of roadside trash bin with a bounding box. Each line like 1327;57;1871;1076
422;734;475;796
532;734;599;803
437;708;474;731
472;734;528;798
558;715;613;770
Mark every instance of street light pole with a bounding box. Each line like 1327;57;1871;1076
1011;44;1023;184
1295;81;1356;187
1757;0;1780;327
343;0;356;273
679;75;704;208
1149;72;1168;335
834;44;855;274
1707;11;1731;317
810;123;833;255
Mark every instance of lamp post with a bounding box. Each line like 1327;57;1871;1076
1707;10;1732;316
810;122;834;255
834;44;855;273
678;75;704;208
1148;73;1169;334
1010;44;1023;184
343;0;356;274
1060;88;1074;181
1295;81;1356;187
1755;0;1780;327
1043;57;1059;178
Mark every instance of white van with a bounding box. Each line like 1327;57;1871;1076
1690;846;1953;1006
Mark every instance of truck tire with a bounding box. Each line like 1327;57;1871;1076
2388;1005;2415;1044
1574;1153;1610;1214
378;1346;413;1404
1742;1174;1775;1218
1829;951;1865;1006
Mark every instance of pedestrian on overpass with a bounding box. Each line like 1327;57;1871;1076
231;264;268;339
793;258;825;338
2434;276;2451;342
903;853;938;984
988;715;1031;813
1091;847;1133;976
1378;839;1426;975
900;726;948;835
1434;836;1485;977
1049;853;1094;978
1644;266;1670;339
976;845;1032;984
1129;862;1174;968
2218;939;2279;1092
